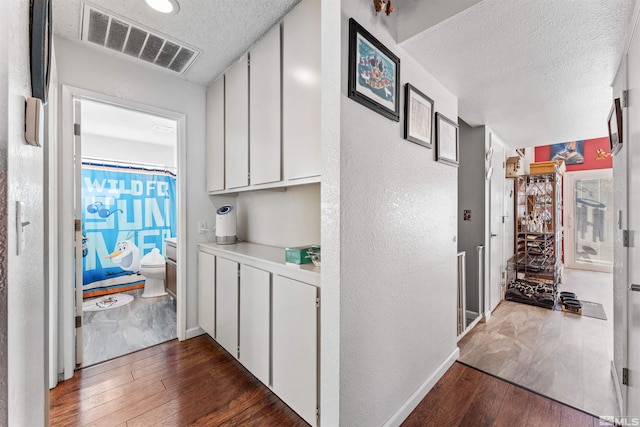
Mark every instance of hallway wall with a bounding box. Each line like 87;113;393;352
339;1;459;425
54;37;213;339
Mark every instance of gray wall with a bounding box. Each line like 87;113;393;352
458;121;486;314
340;1;459;425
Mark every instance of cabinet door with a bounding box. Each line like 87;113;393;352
272;275;317;426
206;77;225;192
225;55;249;189
250;26;281;185
239;265;270;385
216;257;239;357
282;0;321;181
197;251;215;338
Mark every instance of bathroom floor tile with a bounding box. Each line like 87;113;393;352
82;289;177;368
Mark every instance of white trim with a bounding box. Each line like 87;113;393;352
186;327;205;340
612;360;624;417
482;308;492;323
457;311;482;342
58;85;187;379
382;347;460;427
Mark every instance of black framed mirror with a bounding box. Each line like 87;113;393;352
30;0;52;105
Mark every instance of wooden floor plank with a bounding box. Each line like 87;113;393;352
51;337;603;427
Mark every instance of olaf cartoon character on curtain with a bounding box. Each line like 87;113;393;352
106;239;141;273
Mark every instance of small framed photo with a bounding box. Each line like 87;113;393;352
404;83;434;148
348;18;400;121
608;97;623;155
435;113;459;167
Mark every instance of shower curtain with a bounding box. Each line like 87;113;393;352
81;162;177;298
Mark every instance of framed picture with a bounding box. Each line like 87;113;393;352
404;83;434;148
30;0;52;105
608;98;623;155
435;113;459;167
348;18;400;121
550;141;585;165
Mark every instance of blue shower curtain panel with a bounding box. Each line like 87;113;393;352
81;162;177;297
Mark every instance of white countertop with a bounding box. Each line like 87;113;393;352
198;241;321;287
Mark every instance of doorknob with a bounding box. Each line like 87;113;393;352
631;284;640;292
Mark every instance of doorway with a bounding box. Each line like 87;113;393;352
55;85;187;381
564;169;614;272
77;99;179;367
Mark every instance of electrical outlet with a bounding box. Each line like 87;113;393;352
198;221;208;234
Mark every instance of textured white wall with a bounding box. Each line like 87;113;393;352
82;133;176;170
5;0;47;425
234;184;320;248
54;37;212;335
340;2;458;425
0;1;8;422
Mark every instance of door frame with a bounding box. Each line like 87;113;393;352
57;85;187;380
563;169;614;273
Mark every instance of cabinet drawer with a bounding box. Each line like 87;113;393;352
166;242;177;262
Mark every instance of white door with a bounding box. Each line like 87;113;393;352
215;257;239;357
564;169;613;273
626;30;640;417
73;98;83;366
239;264;270;385
272;275;318;426
197;251;216;338
488;134;506;312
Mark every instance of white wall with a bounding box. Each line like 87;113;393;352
339;2;459;425
54;37;213;339
234;184;320;247
3;0;47;425
82;133;176;169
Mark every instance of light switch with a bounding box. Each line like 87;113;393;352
16;201;30;255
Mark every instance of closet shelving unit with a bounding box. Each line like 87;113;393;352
506;171;562;309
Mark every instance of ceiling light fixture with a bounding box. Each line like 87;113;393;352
145;0;180;15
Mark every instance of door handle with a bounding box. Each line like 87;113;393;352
631;284;640;292
491;233;498;237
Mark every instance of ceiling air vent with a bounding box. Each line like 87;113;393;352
80;3;201;74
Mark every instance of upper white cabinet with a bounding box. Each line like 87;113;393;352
225;55;249;189
205;77;225;192
197;251;216;338
282;0;321;181
239;264;271;385
216;257;239;357
250;26;281;186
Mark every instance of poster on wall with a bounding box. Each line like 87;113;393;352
550;141;585;164
81;163;177;297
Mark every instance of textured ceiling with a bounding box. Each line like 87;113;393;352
82;99;176;146
401;0;636;148
53;0;302;86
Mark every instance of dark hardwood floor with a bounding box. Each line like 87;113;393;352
50;335;609;426
49;335;307;426
402;362;610;427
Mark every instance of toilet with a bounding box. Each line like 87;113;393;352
140;248;168;298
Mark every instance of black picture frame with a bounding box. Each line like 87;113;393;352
404;83;434;148
30;0;52;105
435;112;459;167
608;97;623;155
348;18;400;121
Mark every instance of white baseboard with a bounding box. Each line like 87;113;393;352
482;309;492;322
382;347;460;427
611;360;624;416
185;326;205;340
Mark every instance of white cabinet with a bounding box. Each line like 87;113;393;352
282;0;321;181
250;26;281;185
239;264;271;385
197;251;216;338
216;257;239;357
225;54;249;189
272;275;318;426
205;77;225;192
